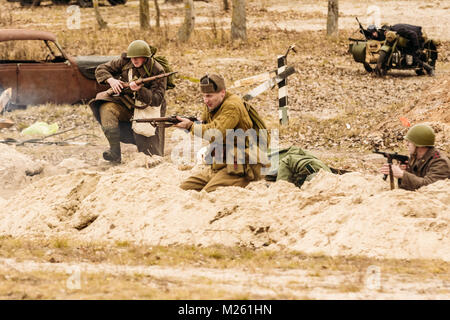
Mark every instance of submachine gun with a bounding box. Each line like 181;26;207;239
373;149;409;190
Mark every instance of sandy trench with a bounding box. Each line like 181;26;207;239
0;146;448;262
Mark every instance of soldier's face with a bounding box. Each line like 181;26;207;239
407;141;416;155
203;90;226;111
131;57;146;68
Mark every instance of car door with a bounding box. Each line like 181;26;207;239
17;40;80;105
0;63;18;103
17;60;80;105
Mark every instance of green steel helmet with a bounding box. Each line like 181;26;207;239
126;40;151;58
405;124;435;147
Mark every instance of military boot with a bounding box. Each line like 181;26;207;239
102;127;121;163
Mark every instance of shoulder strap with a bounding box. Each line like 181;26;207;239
143;58;154;77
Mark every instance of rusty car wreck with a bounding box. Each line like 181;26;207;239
0;29;114;110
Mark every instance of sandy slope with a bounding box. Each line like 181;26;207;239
1;150;448;261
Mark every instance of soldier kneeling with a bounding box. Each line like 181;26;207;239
89;40;167;163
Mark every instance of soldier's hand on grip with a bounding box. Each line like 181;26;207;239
107;78;125;95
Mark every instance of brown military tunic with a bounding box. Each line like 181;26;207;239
180;92;265;192
400;147;450;191
89;53;167;155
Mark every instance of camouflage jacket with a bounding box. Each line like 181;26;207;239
400;147;450;191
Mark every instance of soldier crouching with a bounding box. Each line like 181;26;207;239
89;40;167;163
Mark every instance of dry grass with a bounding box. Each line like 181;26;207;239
1;236;449;276
0;236;448;299
1;1;449;153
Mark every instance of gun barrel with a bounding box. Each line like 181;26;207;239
131;115;199;127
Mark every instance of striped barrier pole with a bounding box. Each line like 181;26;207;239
278;44;296;126
277;55;289;125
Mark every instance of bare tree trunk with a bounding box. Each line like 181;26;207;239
327;0;338;37
93;0;107;29
140;0;151;30
177;0;195;42
154;0;161;28
223;0;229;11
231;0;246;41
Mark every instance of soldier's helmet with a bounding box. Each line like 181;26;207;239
127;40;152;58
367;25;377;33
405;124;435;147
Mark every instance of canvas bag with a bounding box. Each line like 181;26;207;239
129;69;161;137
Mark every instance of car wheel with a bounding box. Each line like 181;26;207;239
20;0;41;6
107;0;127;5
77;0;93;7
363;63;373;73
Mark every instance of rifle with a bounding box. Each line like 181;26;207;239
131;115;199;128
373;149;409;190
104;71;177;96
356;17;369;40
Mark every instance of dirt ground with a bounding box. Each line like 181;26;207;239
0;0;449;300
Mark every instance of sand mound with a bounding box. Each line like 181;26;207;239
1;159;449;261
405;79;450;124
0;144;44;198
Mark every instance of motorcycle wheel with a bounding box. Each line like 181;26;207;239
107;0;127;5
77;0;93;7
376;51;388;76
363;63;373;73
424;41;438;67
415;69;425;76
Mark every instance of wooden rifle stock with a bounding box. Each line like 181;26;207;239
105;71;177;96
